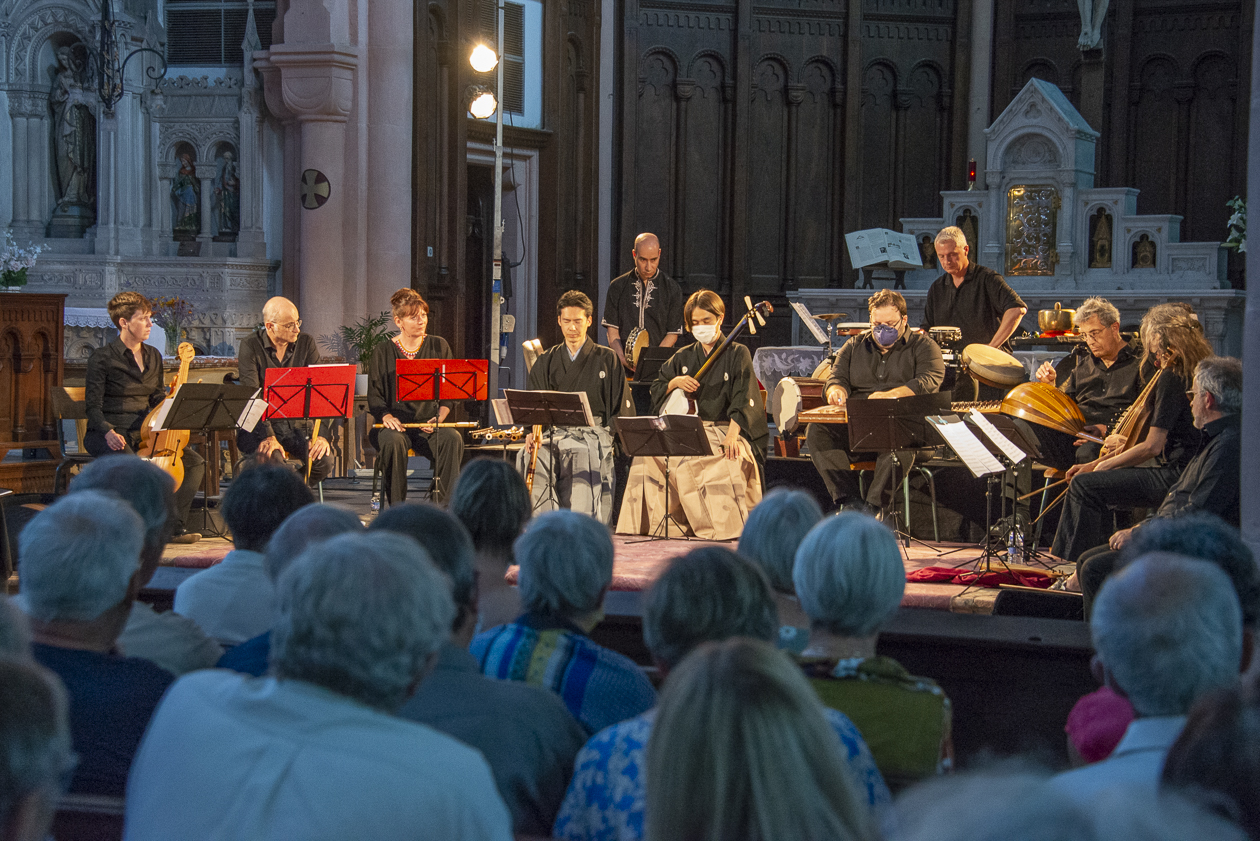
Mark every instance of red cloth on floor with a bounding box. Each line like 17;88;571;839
906;566;1054;588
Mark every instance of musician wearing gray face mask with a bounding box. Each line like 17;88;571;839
806;289;945;516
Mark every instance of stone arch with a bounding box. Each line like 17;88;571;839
426;3;447;40
8;3;94;85
1128;231;1158;269
997;129;1066;172
689;49;728;82
753;52;793;91
1018;58;1060;89
798;54;839;87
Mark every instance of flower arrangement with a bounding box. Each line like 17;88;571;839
1225;196;1246;254
1;231;43;289
150;296;195;356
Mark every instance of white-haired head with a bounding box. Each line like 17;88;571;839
793;513;905;637
515;510;614;619
738;489;823;594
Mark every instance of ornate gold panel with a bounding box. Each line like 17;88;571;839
1005;185;1059;276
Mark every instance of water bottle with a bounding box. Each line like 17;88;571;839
1007;526;1018;564
370;493;381;515
1014;530;1025;563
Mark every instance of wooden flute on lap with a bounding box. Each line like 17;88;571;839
797;400;1003;425
371;422;480;428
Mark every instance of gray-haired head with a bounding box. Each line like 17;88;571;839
369;503;476;613
68;455;174;557
264;504;364;583
0;659;73;835
643;547;778;672
738;489;823;594
1074;296;1120;329
0;597;31;658
516;510;613;619
271;532;455;712
793;513;905;637
18;491;145;622
1093;553;1243;717
933;226;967;249
1195;356;1243;416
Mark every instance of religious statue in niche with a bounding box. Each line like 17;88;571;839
954;209;979;257
1132;234;1157;269
171;150;200;238
1089;208;1113;268
49;45;96;214
1076;0;1110;50
918;235;937;270
1005;185;1058;276
212;149;240;237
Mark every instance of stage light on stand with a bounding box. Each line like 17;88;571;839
467;86;497;119
470;44;499;73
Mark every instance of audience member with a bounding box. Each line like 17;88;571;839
174;463;314;644
216;503;364;676
374;504;588;837
737;488;823;653
554;546;890;841
893;764;1245;841
471;510;656;734
794;512;952;790
18;492;172;797
125;532;512;840
1162;682;1260;839
1049;553;1244;804
1064;513;1259;765
0;598;30;658
644;637;877;841
68;455;222;674
448;458;531;631
0;659;74;841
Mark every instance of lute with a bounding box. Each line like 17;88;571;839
660;297;773;416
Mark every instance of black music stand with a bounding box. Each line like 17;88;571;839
846;393;951;552
504;389;595;512
615;414;713;542
162;383;257;538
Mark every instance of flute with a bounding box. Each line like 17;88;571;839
372;422;480;428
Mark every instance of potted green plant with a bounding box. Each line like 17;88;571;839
336;311;393;394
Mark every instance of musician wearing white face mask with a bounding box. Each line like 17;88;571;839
615;290;768;541
806;289;945;516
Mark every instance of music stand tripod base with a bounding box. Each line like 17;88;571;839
614;415;714;544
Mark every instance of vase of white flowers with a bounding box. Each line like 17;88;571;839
0;231;42;290
1225;196;1246;254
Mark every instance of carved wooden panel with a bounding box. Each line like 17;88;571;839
0;293;65;443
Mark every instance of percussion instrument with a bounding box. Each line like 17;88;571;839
810;356;834;381
771;377;826;433
812;313;850;323
960;344;1025;389
624;326;650;368
1037;302;1075;334
833;322;870;337
927;326;963;355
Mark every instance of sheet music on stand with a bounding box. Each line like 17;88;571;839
966;409;1027;465
927;415;1005;477
240;390;267;432
788;301;830;345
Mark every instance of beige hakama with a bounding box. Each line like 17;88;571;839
615;421;763;540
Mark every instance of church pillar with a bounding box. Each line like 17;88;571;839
1241;19;1260;555
11;114;29;222
237;86;267;259
256;43;358;344
196;163;216;245
156;162;174;248
364;0;412;315
966;0;994;177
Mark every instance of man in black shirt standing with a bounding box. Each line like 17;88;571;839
923;226;1027;400
236;296;333;486
84;291;204;542
806;289;945;514
1034;296;1146;468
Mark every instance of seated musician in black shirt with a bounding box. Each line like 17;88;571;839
1049;307;1212;564
923;226;1026;401
1068;356;1242;611
805;290;945;515
1033;296;1146;468
84;292;205;543
236;296;333;486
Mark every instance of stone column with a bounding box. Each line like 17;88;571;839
196;162;216;246
156;161;176;248
7;90;47;240
1240;17;1260;554
236;86;267;259
967;0;995;177
256;42;358;344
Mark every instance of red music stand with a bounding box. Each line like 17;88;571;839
263;364;357;420
396;359;489;402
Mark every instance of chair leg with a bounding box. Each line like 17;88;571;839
318;481;324;503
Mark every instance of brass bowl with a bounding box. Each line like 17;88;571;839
1038;302;1075;333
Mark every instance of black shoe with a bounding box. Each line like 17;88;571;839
170;531;202;545
842;500;880;518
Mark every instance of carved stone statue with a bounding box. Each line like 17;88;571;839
213;150;240;236
171;152;200;237
49;46;95;211
1077;0;1110;50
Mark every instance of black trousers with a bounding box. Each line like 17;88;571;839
805;421;921;509
370;427;464;505
1077;544;1120;619
237;429;333;487
84;430;205;533
1049;465;1179;565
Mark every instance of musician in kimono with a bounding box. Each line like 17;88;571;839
616;290;768;541
805;289;945;517
517;290;632;524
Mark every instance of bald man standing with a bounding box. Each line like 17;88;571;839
236;296;333;485
603;234;684;371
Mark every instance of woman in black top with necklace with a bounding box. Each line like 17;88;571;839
367;288;464;505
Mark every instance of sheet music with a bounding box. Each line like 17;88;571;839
927;415;1005;477
577;392;595;426
240;389;267;432
788;301;830;345
966;408;1026;464
492;398;513;425
149;393;175;431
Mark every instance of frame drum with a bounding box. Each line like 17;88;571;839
960;344;1025;388
771;376;826;433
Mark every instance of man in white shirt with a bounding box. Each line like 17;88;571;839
126;531;512;841
68;456;222;674
1048;552;1245;803
174;464;313;644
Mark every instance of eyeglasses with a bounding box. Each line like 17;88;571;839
1079;328;1110;341
274;320;302;330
